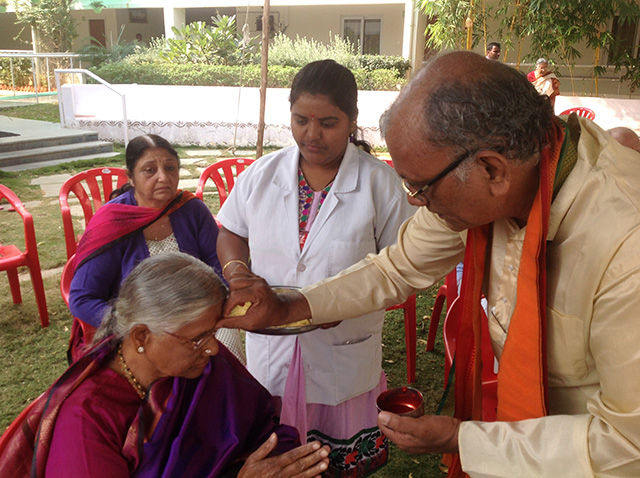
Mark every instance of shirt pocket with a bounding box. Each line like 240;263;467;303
327;237;377;277
547;308;588;383
330;334;380;404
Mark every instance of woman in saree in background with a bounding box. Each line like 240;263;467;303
68;134;244;364
527;58;560;107
0;252;330;478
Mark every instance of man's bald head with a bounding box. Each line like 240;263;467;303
607;126;640;153
381;51;555;163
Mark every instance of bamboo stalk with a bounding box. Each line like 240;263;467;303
482;0;487;52
466;0;475;50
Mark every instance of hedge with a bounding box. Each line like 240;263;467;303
90;62;406;91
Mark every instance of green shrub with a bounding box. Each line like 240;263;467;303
85;28;409;90
161;15;259;66
89;61;405;90
353;68;405;91
267;33;359;69
88;29;409;91
0;57;32;87
358;54;411;79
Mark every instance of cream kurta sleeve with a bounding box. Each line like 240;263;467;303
301;206;465;324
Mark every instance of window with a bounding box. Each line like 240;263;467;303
607;15;639;64
343;17;381;54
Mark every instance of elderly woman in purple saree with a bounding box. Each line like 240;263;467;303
0;253;330;478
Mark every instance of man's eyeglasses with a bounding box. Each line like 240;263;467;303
402;150;476;199
164;328;217;351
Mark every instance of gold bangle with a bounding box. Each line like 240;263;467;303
222;259;249;277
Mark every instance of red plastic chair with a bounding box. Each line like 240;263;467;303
386;294;418;383
59;167;129;259
379;157;421;383
559;107;595;120
195;158;255;208
427;269;459;351
59;256;73;309
443;296;498;421
0;184;49;327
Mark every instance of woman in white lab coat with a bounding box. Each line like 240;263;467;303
217;59;415;477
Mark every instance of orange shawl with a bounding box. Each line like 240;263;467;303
446;117;576;477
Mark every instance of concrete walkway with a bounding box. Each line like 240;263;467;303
0;115;92;142
0;116;118;171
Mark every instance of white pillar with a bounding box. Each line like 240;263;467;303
402;0;415;60
163;7;186;39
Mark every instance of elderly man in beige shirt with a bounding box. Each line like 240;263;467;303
220;52;640;477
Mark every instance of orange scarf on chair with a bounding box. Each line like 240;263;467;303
445;117;577;477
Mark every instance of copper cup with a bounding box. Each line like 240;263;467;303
376;386;424;418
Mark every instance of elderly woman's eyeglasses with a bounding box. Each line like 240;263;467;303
402;150;476;199
164;328;217;351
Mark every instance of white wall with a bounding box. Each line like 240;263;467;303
58;83;640;146
58;84;399;146
555;96;640;134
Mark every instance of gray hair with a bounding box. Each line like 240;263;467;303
93;252;227;343
536;58;548;66
381;51;555;165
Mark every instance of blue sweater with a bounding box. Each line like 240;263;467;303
69;189;221;328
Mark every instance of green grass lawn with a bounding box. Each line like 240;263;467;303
0;104;448;477
0;103;61;123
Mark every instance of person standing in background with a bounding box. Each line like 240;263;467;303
485;42;501;60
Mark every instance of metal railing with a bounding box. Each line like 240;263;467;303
0;50;84;102
54;68;129;146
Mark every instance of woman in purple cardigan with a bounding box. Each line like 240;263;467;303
68;134;242;363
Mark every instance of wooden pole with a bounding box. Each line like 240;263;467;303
256;0;270;158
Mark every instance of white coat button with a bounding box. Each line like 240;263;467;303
298;264;306;272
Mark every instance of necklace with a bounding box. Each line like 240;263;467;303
117;344;147;399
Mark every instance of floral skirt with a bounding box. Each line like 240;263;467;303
307;425;388;478
277;369;389;478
